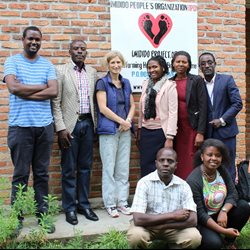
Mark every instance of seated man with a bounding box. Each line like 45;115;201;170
127;148;201;249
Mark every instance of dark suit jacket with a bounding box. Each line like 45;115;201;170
170;73;207;134
205;73;243;139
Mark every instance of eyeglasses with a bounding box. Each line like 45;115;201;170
200;60;214;67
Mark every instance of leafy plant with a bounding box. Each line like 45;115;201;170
0;178;60;248
12;184;37;217
83;229;130;249
0;178;19;248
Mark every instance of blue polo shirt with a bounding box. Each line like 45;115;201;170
4;53;57;127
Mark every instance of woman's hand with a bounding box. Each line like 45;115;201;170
223;228;240;238
194;133;204;147
217;211;228;228
164;138;173;148
118;119;131;132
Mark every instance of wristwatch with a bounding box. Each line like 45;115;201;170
221;207;228;213
126;117;132;123
219;118;226;127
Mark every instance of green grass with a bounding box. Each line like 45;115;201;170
4;222;250;249
236;221;250;249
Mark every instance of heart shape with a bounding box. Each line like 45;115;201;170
138;13;173;48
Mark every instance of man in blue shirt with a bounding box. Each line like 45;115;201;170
4;26;58;234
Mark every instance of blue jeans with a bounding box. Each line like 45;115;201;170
61;118;94;212
99;130;131;208
8;124;54;213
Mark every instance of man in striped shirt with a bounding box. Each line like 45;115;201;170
52;40;99;225
4;26;58;234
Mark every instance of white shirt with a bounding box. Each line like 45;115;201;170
130;170;197;214
204;74;216;105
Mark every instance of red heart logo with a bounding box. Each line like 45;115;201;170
138;13;173;48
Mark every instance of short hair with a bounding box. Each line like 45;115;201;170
22;26;42;38
198;52;216;65
156;147;177;161
147;55;169;75
171;50;192;73
193;138;230;168
69;39;86;50
104;50;126;66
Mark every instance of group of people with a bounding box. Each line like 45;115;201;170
128;141;250;249
137;50;243;183
3;26;135;231
3;25;248;248
128;48;246;249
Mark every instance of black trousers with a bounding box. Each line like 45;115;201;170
198;199;250;249
8;124;54;214
61;118;94;212
139;127;166;177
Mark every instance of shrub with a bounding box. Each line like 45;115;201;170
0;178;59;248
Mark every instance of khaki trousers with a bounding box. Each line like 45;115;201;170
127;221;201;249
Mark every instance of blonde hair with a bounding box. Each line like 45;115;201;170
103;50;126;67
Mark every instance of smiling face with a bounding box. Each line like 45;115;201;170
172;55;189;76
22;29;41;58
147;59;165;82
201;146;222;172
108;56;123;75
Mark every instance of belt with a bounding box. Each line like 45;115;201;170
78;113;92;121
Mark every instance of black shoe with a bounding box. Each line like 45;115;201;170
78;208;99;221
65;211;78;225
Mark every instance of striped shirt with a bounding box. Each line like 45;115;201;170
4;53;57;127
130;170;197;214
73;62;90;114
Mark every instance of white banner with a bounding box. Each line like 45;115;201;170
110;0;198;92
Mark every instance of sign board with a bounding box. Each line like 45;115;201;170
110;0;198;92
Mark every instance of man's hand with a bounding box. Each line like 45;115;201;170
58;130;73;149
5;74;46;97
172;209;190;221
209;119;222;128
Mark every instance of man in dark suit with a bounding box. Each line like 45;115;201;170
199;52;243;183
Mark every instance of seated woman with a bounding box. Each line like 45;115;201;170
186;138;250;249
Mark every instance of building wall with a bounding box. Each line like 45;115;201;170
0;0;246;203
246;4;250;159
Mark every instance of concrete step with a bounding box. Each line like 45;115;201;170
18;207;132;241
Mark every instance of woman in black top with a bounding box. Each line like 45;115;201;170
186;138;250;249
